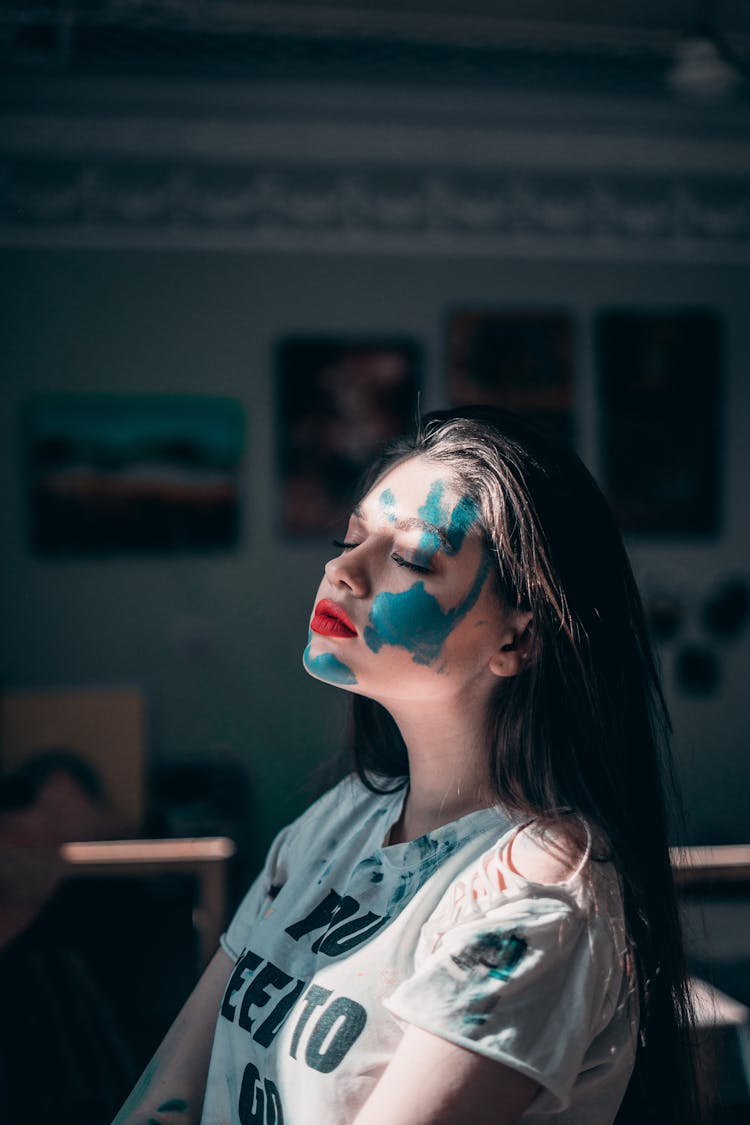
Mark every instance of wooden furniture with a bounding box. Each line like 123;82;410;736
1;686;147;832
671;844;750;890
59;836;236;968
672;844;750;1115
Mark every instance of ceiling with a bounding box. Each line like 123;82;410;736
2;1;748;73
2;2;748;257
0;1;747;115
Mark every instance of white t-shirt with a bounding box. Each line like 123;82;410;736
201;775;636;1124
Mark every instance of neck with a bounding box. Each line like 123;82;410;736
385;700;495;843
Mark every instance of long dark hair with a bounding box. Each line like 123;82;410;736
349;406;700;1124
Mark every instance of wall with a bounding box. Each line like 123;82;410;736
1;244;749;865
1;75;749;870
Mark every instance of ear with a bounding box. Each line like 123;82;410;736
488;612;533;679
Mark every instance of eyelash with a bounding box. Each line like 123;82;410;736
331;540;431;575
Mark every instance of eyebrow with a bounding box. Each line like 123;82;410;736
394;516;452;551
352;506;452;551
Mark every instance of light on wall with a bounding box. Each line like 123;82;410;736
667;4;745;98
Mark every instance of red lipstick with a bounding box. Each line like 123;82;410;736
311;599;358;638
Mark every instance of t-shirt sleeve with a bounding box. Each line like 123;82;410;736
220;776;358;961
221;821;294;960
384;889;613;1110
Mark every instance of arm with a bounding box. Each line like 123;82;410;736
112;947;234;1125
352;1024;539;1125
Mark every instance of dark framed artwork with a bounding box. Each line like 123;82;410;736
446;310;575;447
596;309;721;536
277;336;420;536
26;394;245;554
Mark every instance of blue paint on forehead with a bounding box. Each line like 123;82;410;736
416;481;447;557
447;494;479;553
364;553;490;665
417;481;479;557
379;488;397;522
303;643;357;685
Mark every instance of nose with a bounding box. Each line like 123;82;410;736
325;548;370;597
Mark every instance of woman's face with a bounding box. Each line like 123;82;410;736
303;456;521;709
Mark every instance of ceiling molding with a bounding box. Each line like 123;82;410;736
2;159;748;261
3;69;748;259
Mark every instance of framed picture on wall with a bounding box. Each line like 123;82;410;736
446;309;575;447
596;309;722;536
25;394;245;554
277;336;420;536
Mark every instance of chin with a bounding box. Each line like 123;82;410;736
303;642;359;687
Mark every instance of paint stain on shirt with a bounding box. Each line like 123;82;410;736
451;930;528;983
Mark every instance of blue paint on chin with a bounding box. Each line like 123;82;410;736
364;554;490;665
303;644;358;685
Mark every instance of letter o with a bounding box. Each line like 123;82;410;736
304;996;367;1074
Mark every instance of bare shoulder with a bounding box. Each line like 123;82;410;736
506;819;590;886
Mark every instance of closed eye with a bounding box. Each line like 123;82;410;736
391;553;431;574
332;539;431;575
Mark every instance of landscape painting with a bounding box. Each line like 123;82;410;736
26;394;245;554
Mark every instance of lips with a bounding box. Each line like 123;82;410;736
311;599;358;638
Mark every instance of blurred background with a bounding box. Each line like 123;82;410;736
1;1;749;1120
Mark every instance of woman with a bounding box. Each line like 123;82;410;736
114;407;699;1124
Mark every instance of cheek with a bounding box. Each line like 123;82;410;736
364;583;454;666
363;556;492;668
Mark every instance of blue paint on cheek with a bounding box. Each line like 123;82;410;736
303;643;358;685
364;554;490;665
379;488;397;522
364;582;452;664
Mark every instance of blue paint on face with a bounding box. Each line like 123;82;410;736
379;488;397;522
446;494;480;553
416;482;479;557
364;553;490;665
416;481;447;557
303;643;357;685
